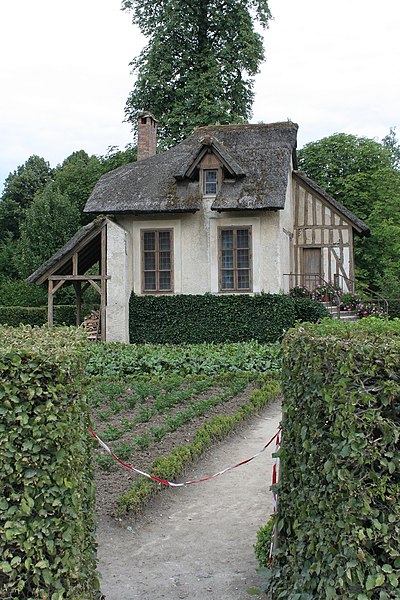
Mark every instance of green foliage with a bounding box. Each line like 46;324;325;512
387;299;400;319
255;516;275;568
297;132;400;293
117;377;280;514
122;0;271;147
293;297;331;323
0;326;100;598
52;150;103;224
0;304;97;327
99;144;137;172
264;319;400;599
85;339;282;378
128;293;329;344
16;182;81;278
0;278;47;306
0;155;53;241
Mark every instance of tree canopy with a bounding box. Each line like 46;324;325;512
122;0;271;147
0;155;53;240
298;132;400;296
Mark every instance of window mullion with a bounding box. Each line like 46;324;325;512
155;232;160;292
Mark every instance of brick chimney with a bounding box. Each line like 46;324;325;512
137;112;157;161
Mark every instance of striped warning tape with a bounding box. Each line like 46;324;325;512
269;431;281;563
89;427;281;488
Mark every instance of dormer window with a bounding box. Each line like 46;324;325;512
204;169;218;196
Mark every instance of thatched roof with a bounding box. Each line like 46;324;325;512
294;172;370;236
84;122;299;214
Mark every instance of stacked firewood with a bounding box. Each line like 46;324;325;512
83;309;101;341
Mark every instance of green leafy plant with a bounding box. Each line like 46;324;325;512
264;319;400;599
0;325;100;598
128;293;328;345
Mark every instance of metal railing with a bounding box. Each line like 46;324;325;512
283;273;389;318
283;273;341;318
333;274;389;315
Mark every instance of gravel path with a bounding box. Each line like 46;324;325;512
96;397;281;600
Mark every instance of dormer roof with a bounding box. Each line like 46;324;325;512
173;134;246;180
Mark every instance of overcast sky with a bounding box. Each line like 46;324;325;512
0;0;399;194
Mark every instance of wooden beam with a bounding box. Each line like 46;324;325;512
52;279;66;294
88;280;101;295
48;275;110;281
72;252;78;276
48;280;54;327
74;281;82;326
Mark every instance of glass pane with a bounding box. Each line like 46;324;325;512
221;230;233;249
144;252;155;270
159;252;171;270
144;271;156;290
159;271;171;290
221;250;233;269
237;249;249;269
222;270;234;289
158;231;170;251
238;270;250;289
237;229;249;248
204;170;217;195
143;232;155;251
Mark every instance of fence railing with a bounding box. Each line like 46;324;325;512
283;273;389;317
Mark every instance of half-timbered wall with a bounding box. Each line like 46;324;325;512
292;177;354;291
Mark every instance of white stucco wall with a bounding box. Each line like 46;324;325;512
278;166;294;292
105;219;130;343
115;202;287;298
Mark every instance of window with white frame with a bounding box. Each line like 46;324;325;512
203;169;218;195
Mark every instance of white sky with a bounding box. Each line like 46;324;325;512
0;0;399;193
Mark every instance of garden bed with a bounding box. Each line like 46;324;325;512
88;372;276;516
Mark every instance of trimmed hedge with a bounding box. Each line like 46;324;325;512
387;299;400;319
129;293;329;343
0;304;98;327
0;326;100;599
264;319;400;599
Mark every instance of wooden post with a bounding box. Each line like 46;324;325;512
48;280;54;327
74;281;82;326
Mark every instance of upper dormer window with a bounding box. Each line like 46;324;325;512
204;169;218;196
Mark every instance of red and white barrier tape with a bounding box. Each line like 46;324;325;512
269;431;281;563
89;427;281;488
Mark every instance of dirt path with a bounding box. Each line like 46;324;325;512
96;397;281;600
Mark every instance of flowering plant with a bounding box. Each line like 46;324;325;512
289;285;310;298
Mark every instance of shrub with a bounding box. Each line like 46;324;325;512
0;326;100;599
387;299;400;319
0;304;98;327
264;319;400;599
0;278;47;306
293;297;330;323
129;293;329;344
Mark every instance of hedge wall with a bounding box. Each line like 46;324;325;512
265;319;400;599
0;304;97;327
129;293;329;344
387;299;400;319
0;326;100;599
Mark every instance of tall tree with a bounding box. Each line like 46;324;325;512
297;132;400;294
122;0;271;146
16;183;81;278
0;155;53;240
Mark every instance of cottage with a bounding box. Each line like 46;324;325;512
27;115;369;342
